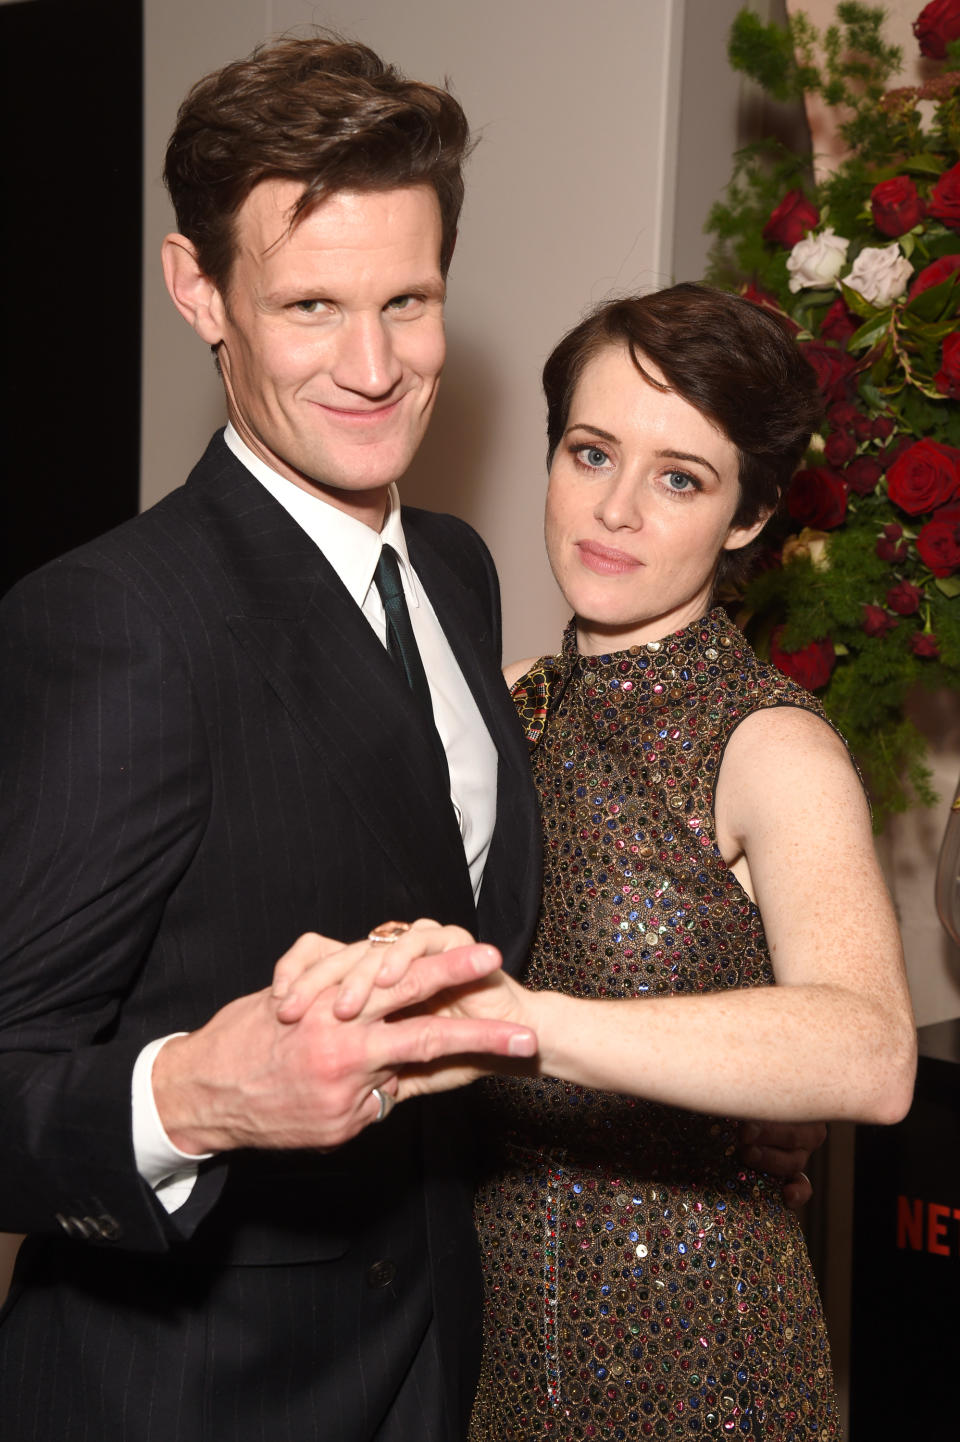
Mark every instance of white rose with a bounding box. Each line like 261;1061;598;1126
786;227;849;292
842;243;913;308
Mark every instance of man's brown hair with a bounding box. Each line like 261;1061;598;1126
542;284;822;588
164;36;471;291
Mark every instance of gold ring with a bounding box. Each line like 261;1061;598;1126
367;921;411;945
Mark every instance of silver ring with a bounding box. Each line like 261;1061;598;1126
367;921;411;945
370;1086;396;1123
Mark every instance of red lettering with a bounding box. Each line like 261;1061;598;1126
897;1195;923;1250
928;1203;951;1256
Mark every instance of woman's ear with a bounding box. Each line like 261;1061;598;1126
723;502;776;554
161;234;227;345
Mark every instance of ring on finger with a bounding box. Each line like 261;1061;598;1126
370;1086;396;1123
367;921;411;946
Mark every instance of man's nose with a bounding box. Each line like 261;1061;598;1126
330;314;403;397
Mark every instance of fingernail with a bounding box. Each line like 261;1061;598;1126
741;1123;760;1143
471;946;500;973
272;979;289;999
508;1031;537;1057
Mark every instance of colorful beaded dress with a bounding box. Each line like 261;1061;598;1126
469;609;841;1442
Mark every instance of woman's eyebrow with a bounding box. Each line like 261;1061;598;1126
656;448;721;482
564;422;619;442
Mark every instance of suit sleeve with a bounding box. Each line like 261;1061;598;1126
0;559;216;1251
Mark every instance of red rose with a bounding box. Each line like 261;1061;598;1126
908;252;960;299
770;628;836;690
845;456;884;495
786;468;848;529
935;331;960;397
820;297;858;345
801;342;857;402
928;161;960;231
862;604;898;638
824;429;857;467
911;631;941;658
917;517;960;574
914;0;960;59
887;439;960;514
877;534;909;562
886;580;924;615
763;190;820;247
872;416;896;442
871;176;925;237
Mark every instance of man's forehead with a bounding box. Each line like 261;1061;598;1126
235;179;442;262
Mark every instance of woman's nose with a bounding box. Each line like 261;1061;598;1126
594;474;643;531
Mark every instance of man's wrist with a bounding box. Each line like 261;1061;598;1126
151;1031;236;1157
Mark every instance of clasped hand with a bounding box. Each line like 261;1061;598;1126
272;921;825;1205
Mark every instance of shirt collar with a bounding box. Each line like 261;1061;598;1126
223;422;418;609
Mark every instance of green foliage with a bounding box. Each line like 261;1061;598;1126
711;5;960;826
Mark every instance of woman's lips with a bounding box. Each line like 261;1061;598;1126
575;540;642;575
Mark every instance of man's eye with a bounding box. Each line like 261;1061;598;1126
385;294;417;311
294;300;330;314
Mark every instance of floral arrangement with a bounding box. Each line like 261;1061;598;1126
706;1;960;823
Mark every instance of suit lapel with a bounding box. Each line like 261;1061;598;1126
186;440;477;924
405;519;543;973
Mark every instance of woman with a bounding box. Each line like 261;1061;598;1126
279;285;915;1439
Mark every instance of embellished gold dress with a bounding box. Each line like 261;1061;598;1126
470;609;840;1441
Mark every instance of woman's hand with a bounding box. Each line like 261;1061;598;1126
272;918;483;1023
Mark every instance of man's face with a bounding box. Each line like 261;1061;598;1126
208;181;447;523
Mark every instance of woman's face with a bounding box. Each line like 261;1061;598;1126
545;345;767;653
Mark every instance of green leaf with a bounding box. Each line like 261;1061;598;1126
936;575;960;599
839;280;881;318
847;311;890;352
904;273;960;323
901;153;950;176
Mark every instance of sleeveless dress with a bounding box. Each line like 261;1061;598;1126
469;609;841;1442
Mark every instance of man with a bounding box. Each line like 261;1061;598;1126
0;38;541;1441
0;34;819;1441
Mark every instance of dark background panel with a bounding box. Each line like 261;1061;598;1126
1;0;143;593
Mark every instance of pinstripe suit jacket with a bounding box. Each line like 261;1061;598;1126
0;432;541;1440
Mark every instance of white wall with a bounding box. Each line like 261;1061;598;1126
142;0;689;662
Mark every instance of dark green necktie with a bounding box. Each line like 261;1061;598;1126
373;545;451;791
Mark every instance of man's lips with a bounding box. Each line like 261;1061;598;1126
309;398;404;422
575;540;642;575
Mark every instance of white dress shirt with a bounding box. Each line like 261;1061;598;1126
132;425;499;1210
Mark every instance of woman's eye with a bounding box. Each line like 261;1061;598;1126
665;470;699;493
576;446;611;469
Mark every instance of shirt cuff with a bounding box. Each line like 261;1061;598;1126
131;1035;215;1214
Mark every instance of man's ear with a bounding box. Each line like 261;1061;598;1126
161;234;226;345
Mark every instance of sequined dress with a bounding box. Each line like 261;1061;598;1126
470;609;840;1441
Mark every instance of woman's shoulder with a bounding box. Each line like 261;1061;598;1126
502;657;540;689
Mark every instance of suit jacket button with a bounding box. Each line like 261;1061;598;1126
366;1259;397;1289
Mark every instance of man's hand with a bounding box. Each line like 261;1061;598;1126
151;928;538;1156
737;1120;828;1209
